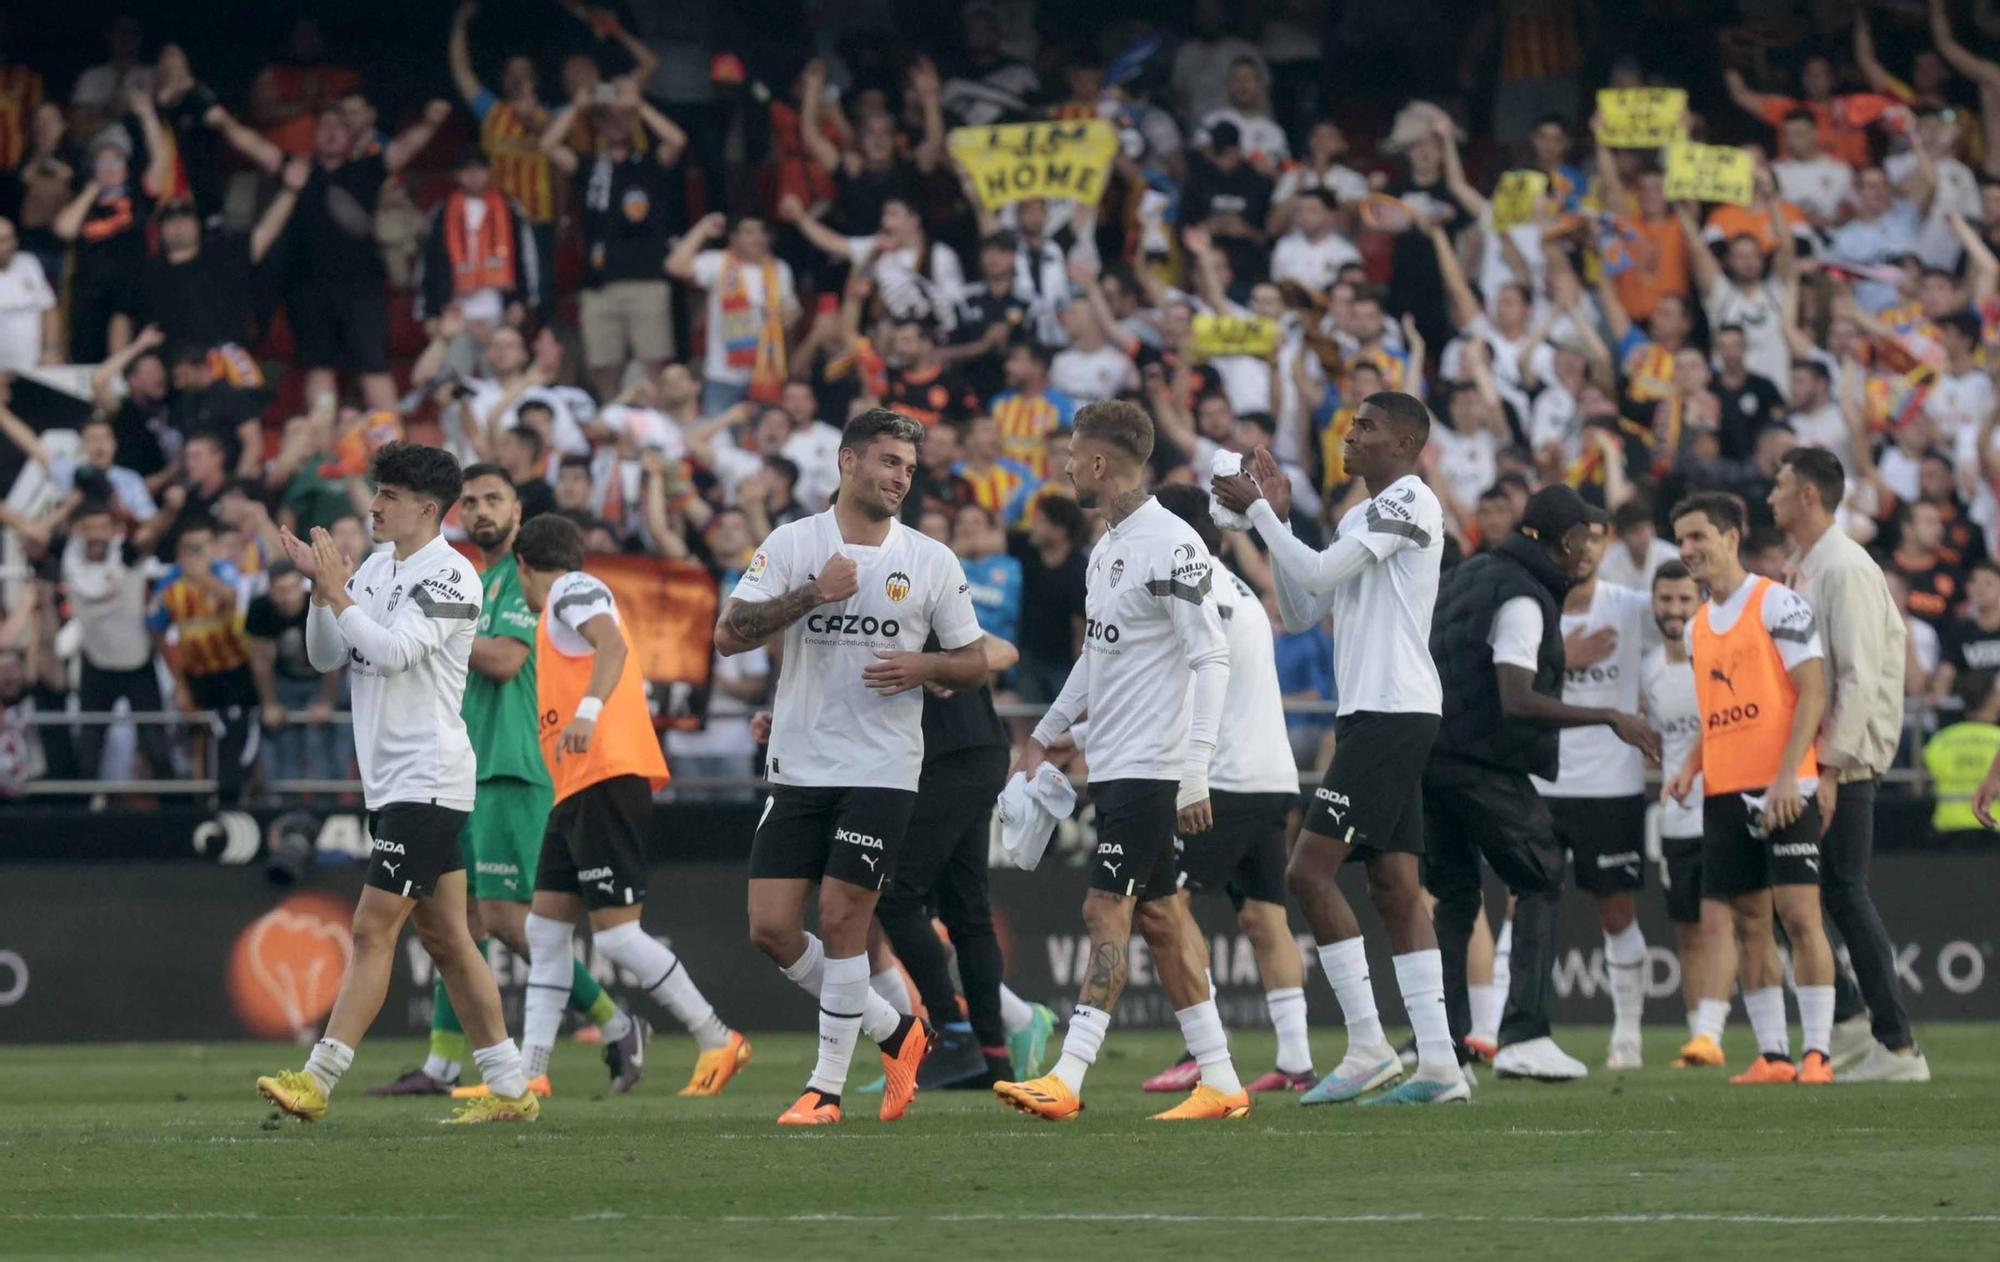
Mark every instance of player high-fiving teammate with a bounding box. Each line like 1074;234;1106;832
715;408;990;1127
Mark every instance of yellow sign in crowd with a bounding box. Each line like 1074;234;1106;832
1665;140;1756;206
948;120;1120;210
1595;88;1688;148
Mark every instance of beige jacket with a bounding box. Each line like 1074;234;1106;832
1795;525;1907;780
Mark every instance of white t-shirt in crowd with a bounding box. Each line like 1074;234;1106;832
1789;400;1852;473
1642;646;1704;838
1532;581;1654;798
1596;536;1680;590
1885;152;1982;270
1270;229;1362;292
780;420;845;511
1048;343;1137;403
844;237;965;332
1195;108;1290;167
1208;568;1301;793
733;511;980;791
1773;157;1853;222
689;250;797;386
1429;424;1500;514
1704;276;1791;399
1440;314;1554;418
0;251;55;370
1930;367;1994;452
595;405;685;459
1528;381;1580;459
457;379;590;459
1273;162;1370;207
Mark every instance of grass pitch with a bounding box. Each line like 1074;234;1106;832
4;1024;1998;1261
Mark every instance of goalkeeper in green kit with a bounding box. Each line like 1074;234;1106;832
368;464;643;1097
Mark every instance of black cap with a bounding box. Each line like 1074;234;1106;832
1582;502;1612;527
981;229;1019;252
1209;120;1241;151
1519;484;1591;544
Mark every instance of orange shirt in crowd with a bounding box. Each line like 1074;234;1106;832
1755;93;1899;168
1613;214;1690;323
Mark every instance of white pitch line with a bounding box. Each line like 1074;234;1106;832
9;1212;1996;1227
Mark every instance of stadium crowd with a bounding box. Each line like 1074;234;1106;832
3;0;2000;816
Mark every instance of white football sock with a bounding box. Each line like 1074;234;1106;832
303;1037;353;1095
1175;998;1242;1095
780;932;826;995
1468;983;1502;1043
595;921;729;1051
1604;923;1647;1038
1744;986;1790;1057
602;1007;634;1042
522;913;575;1079
1051;1003;1110;1094
1797;984;1834;1057
1492;917;1513;1001
871;967;913;1016
1695;997;1730;1043
807;953;870;1096
1316;937;1385;1054
999;984;1034;1033
1393;949;1458;1078
1266;987;1313;1075
472;1039;529;1100
421;1053;459;1082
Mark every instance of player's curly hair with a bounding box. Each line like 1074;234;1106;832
369;442;463;517
513;512;586;574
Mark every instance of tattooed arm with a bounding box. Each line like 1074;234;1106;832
714;580;828;657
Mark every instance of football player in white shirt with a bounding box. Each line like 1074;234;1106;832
714;410;989;1126
1639;560;1734;1070
1215;391;1468;1106
1140;486;1316;1095
1529;510;1658;1070
262;443;537;1124
1001;399;1249;1123
1666;493;1837;1085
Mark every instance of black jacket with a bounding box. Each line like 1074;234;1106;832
1429;532;1570;778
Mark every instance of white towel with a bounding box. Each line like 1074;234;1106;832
1209;449;1252;532
996;763;1077;872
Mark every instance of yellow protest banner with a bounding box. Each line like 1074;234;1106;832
1665;141;1755;206
948;120;1119;210
1596;88;1687;148
1491;169;1550;230
1191;313;1280;361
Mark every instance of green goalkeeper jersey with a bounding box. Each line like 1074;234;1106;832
460;554;550;787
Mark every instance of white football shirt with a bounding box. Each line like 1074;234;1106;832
1051;498;1230;783
305;533;480;810
542;570;621;657
734;510;981;791
1210;569;1301;794
1330;476;1445;716
1532;581;1653;799
1641;645;1703;839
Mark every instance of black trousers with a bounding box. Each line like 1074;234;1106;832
1822;778;1913;1049
188;666;260;805
1423;756;1565;1051
873;744;1011;1051
77;659;174;779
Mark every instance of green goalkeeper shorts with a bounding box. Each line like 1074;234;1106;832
461;776;555;902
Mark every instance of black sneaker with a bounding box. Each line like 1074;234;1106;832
917;1026;989;1090
604;1018;647;1094
364;1067;455;1097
